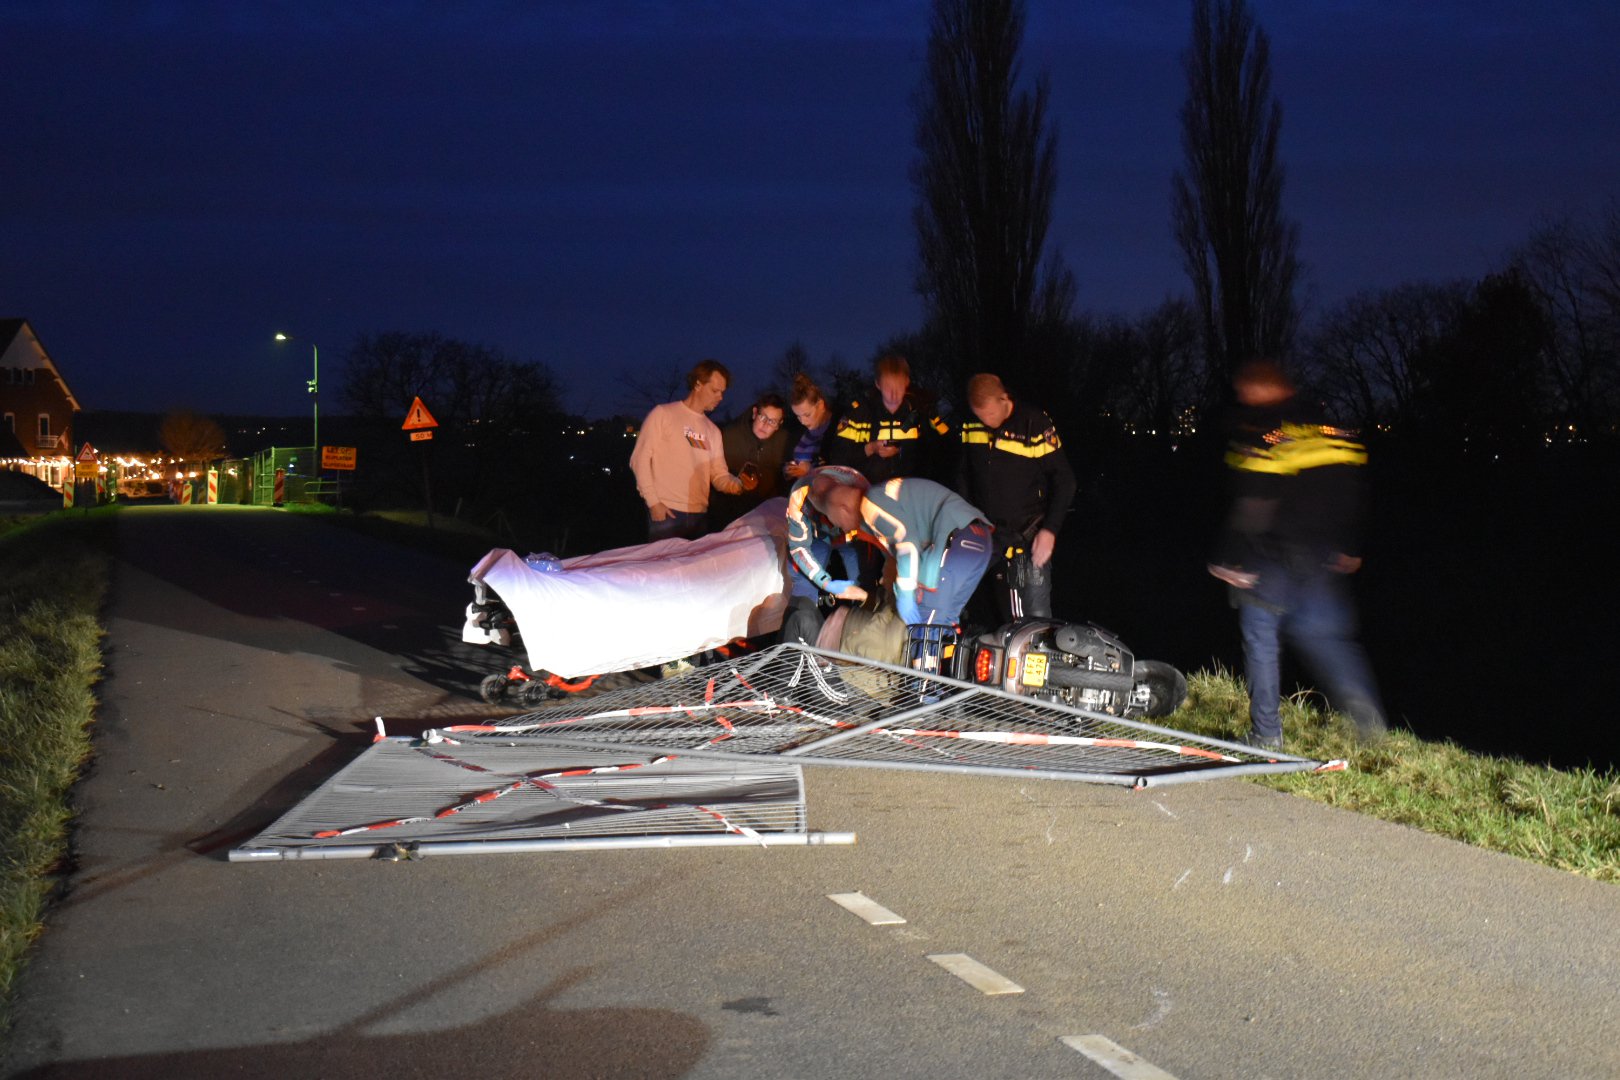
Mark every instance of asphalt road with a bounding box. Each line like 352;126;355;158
4;505;1617;1079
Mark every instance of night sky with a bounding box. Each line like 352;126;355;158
5;1;1617;419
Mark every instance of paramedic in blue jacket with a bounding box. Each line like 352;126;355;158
781;465;870;645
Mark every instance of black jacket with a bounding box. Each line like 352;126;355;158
1214;396;1369;569
955;400;1076;546
825;389;950;484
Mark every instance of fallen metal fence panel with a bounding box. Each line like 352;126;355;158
431;643;1341;788
230;739;834;862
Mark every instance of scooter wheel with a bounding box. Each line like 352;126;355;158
1134;660;1188;718
518;679;553;707
478;673;509;704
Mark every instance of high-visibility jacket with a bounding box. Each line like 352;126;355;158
956;399;1076;548
1215;397;1369;568
826;390;950;484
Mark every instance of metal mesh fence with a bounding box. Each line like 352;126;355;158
232;741;814;860
435;643;1337;788
235;644;1340;861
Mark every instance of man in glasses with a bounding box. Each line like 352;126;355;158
710;393;791;529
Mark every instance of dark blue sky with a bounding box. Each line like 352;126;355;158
4;1;1617;418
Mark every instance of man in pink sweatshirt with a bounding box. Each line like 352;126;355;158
628;359;750;540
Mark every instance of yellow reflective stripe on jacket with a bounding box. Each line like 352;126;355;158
874;421;921;441
959;422;1060;458
1226;423;1367;475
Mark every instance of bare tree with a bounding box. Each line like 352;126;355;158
1300;282;1470;432
1128;297;1206;437
770;341;816;396
1171;0;1300;397
617;364;690;417
339;331;566;511
912;0;1073;391
158;410;226;470
1511;210;1620;436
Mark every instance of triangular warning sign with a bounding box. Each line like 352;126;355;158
77;442;97;462
402;397;439;431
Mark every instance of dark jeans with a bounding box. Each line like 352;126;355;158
648;508;707;542
1237;559;1385;740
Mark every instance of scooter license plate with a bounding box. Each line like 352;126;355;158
1021;652;1048;687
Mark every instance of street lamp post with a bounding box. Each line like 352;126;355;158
274;333;318;475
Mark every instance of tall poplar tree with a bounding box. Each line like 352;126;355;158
913;0;1072;392
1171;0;1300;394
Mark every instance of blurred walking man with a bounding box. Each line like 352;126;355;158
1208;359;1388;752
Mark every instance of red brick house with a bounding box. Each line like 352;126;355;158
0;318;81;491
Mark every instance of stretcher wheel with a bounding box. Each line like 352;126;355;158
478;673;509;704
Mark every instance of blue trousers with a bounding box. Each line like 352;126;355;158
913;522;993;627
1238;561;1385;740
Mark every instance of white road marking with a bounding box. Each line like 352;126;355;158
926;954;1024;995
1060;1034;1180;1079
826;892;906;925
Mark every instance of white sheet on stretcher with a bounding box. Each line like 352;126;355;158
471;498;791;677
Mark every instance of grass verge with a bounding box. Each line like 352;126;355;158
1171;667;1620;883
0;509;111;1029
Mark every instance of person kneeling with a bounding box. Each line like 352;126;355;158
808;475;992;682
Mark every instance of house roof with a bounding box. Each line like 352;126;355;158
0;318;83;412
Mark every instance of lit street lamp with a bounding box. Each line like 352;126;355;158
273;333;318;474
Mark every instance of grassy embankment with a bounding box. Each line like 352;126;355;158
1173;668;1620;883
0;510;110;1027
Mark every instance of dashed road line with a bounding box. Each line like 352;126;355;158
926;953;1024;995
827;892;906;925
1060;1034;1179;1079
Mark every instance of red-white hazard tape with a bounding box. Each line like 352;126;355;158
312;756;674;839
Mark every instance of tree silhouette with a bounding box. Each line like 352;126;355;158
1301;281;1470;434
338;331;566;515
912;0;1073;393
1511;209;1620;438
158;410;226;470
1171;0;1300;399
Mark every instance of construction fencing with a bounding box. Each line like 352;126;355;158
233;643;1341;862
